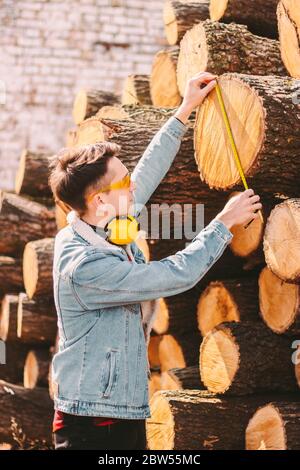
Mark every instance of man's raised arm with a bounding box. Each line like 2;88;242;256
130;72;217;217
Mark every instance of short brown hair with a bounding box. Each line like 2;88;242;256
48;142;121;215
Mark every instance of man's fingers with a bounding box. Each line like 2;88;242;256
201;79;217;96
192;72;217;83
249;194;260;203
244;188;255;197
251;202;263;211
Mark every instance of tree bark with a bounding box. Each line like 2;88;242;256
161;365;205;390
14;150;53;200
147;389;295;450
163;0;210;45
200;321;298;395
0;192;56;256
17;292;56;344
23;238;54;299
194;74;300;199
0;380;53;449
72;89;120;125
177;21;286;96
209;0;279;39
122;74;152;106
0;256;23;295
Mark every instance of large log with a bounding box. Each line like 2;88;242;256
150;48;182;108
17;292;57;344
23;238;54;299
0;191;56;256
0;294;19;342
163;0;210;45
263;199;300;283
277;0;300;78
246;402;300;450
14;150;53;200
194;74;300;199
197;277;259;336
147;389;292;450
23;348;51;389
209;0;279;39
200;322;298;395
0;380;53;449
0;256;23;294
177;21;286;96
121;74;152;106
259;266;300;335
72;88;120;125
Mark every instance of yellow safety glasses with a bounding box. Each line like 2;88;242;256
87;172;132;203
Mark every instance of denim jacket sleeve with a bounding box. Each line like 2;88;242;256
130;115;188;217
71;219;233;310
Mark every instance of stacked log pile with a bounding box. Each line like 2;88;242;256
1;0;300;451
0;151;57;449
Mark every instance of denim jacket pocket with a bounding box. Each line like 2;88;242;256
100;348;120;398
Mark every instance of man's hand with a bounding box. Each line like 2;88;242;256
174;72;217;124
215;189;262;230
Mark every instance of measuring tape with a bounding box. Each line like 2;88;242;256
214;78;263;228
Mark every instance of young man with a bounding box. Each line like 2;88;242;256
48;72;261;450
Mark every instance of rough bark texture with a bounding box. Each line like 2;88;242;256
166;365;205;389
200;321;298;395
0;380;53;449
17;293;56;345
147;389;297;450
164;0;210;45
195;74;300;199
0;192;56;256
15;150;53;199
0;256;23;295
209;0;279;39
122;75;152;106
177;21;286;96
72;89;120;124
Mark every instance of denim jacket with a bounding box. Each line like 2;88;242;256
51;116;233;419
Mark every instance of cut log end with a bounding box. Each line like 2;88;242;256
259;266;299;334
263;199;300;283
277;0;300;79
163;0;178;46
194;75;265;189
197;282;240;336
146;393;175;450
23;351;39;389
159;334;186;371
152;298;169;335
150;49;182;108
200;327;239;393
72;89;89;125
14;150;27;195
229;191;264;257
23;243;39;300
246;404;286;450
209;0;227;21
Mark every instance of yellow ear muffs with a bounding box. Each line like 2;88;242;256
105;215;140;245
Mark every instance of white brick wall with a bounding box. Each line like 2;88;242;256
0;0;166;190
